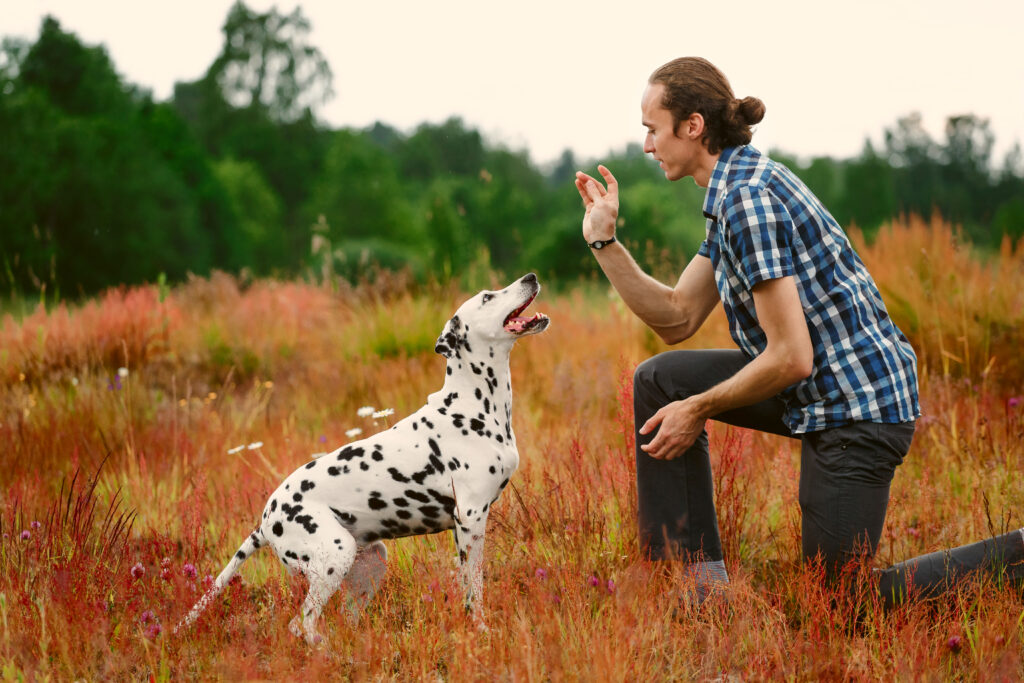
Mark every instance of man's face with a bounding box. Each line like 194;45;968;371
641;83;701;182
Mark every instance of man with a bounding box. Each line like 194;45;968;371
576;56;1024;607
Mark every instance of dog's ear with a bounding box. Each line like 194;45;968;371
434;315;463;359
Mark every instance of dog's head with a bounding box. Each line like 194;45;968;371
434;273;550;359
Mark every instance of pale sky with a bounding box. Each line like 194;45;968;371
6;0;1024;166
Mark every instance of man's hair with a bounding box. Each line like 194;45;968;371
649;57;765;154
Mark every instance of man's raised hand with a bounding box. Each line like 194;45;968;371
575;165;619;243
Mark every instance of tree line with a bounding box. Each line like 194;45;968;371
2;3;1022;298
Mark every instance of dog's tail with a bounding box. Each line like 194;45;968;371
174;526;267;635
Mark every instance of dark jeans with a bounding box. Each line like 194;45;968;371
634;349;1024;607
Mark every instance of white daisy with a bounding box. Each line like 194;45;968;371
357;406;375;418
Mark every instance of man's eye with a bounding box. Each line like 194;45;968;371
482;294;494;304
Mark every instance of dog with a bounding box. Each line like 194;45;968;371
176;273;549;644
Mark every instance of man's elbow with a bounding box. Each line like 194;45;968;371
657;323;695;346
785;348;814;384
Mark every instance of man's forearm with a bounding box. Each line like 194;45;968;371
592;241;696;341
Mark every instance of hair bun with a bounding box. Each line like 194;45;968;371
735;96;766;126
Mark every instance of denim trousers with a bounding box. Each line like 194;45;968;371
633;349;1024;606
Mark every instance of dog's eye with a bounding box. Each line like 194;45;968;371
481;294;494;304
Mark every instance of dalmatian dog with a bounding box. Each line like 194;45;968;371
176;273;549;644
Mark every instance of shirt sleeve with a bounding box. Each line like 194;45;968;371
697;239;710;258
720;184;795;289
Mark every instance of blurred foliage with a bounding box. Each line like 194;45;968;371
1;4;1023;300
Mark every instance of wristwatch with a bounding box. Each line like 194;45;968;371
587;236;617;250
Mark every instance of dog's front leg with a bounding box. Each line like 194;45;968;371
453;515;489;629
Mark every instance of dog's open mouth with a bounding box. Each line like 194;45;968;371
503;291;547;334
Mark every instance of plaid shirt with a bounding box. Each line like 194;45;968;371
697;145;919;433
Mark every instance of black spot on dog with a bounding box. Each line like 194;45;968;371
293;493;303;502
301;480;315;492
295;514;318;534
330;507;357;526
448;459;460;471
281;502;302;520
368;494;388;510
499;478;509;490
285;550;298;560
396;509;412;520
405;490;430;503
444;392;458;407
446;367;452;376
475;388;483;400
236;550;247;560
393;497;409;507
337;446;365;462
360;461;370;471
419;505;441;518
250;534;261;548
421;416;435;430
305;461;317;470
496;435;504;444
364;532;380;543
272;521;284;536
470;418;486;434
489;465;496;474
388;467;411;483
328;568;335;575
484;398;490;414
372;450;384;462
459;549;468;562
270;499;278;512
301;554;310;562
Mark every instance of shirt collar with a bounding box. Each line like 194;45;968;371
702;145;741;220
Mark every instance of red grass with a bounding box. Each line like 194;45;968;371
1;217;1023;679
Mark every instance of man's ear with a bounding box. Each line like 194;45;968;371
686;112;705;139
434;315;463;359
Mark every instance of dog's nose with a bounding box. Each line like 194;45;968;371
522;273;537;283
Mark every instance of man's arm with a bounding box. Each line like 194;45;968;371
638;275;814;459
575;166;720;343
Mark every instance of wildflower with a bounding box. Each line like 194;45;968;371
357;406;375;418
161;557;172;568
587;575;600;588
1009;397;1022;409
31;520;41;529
227;445;245;454
145;622;162;639
20;530;30;541
131;563;145;580
203;574;216;588
140;610;156;624
947;635;963;652
71;377;79;387
372;408;394;419
247;442;264;450
319;435;328;443
161;568;172;581
606;579;616;593
183;563;197;579
346;428;363;439
118;367;129;379
535;568;548;580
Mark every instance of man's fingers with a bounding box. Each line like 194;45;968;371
639;412;663;435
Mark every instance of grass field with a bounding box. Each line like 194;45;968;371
2;216;1023;680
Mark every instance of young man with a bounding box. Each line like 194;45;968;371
575;56;1024;607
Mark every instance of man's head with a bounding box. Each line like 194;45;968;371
643;57;765;182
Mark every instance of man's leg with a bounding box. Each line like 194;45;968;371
633;349;791;567
798;421;914;584
877;531;1024;608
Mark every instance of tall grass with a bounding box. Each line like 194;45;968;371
1;217;1022;679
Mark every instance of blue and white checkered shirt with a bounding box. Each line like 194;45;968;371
697;145;920;433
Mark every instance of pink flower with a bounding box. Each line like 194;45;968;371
535;568;547;580
587;575;600;588
140;610;155;624
182;563;197;579
1009;397;1022;409
947;635;963;652
131;562;145;579
606;579;616;593
160;568;172;581
30;521;41;529
145;622;162;639
20;530;30;541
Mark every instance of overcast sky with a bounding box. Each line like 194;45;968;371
7;0;1024;166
